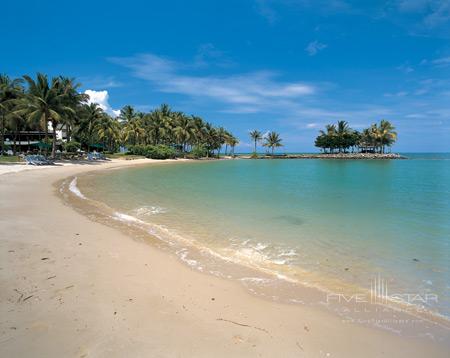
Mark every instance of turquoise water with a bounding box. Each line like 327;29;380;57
80;154;450;319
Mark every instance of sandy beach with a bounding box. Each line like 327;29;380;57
0;159;448;357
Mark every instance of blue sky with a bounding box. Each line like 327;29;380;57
2;0;450;151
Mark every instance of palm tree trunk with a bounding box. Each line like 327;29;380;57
0;114;4;156
13;127;18;155
44;115;49;156
51;121;57;158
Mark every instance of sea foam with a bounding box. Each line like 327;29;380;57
69;177;86;199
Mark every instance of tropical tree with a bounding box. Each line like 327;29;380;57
123;114;145;145
228;135;239;156
249;129;263;154
17;74;80;157
0;75;23;155
378;120;397;153
173;112;194;152
264;131;283;155
1;72;238;159
315;120;397;154
77;103;105;151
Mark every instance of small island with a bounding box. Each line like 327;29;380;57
245;120;404;159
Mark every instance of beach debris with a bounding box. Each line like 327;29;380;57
296;341;304;351
41;257;49;261
304;325;309;332
211;297;215;301
216;318;269;334
23;295;33;302
8;250;15;253
47;275;56;280
14;289;24;303
344;268;349;271
413;258;420;262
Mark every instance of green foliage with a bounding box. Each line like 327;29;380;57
64;141;80;153
315;120;397;154
263;131;283;155
127;144;177;159
0;155;22;162
1;73;238;159
190;145;208;158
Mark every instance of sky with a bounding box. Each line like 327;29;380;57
2;0;450;152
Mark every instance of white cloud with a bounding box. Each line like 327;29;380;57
305;41;327;56
306;123;319;128
84;90;120;117
109;53;315;113
432;56;450;66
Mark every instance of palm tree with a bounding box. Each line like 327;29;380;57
56;76;88;142
97;115;120;151
264;131;283;156
0;75;23;155
249;130;262;154
228;135;239;156
119;105;136;123
123;115;145;145
18;74;76;157
77;103;105;151
215;126;227;158
378;120;397;153
336;120;351;153
173;113;194;152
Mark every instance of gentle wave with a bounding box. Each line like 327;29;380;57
69;177;86;199
131;205;167;217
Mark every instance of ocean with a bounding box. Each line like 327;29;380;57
74;153;450;330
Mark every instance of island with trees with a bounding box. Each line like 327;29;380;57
247;120;404;159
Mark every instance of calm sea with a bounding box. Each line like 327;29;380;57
78;153;450;320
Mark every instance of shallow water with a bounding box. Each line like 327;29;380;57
79;155;450;321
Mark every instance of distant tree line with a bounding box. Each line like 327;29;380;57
314;120;397;154
0;73;238;158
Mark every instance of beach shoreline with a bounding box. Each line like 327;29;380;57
1;159;448;357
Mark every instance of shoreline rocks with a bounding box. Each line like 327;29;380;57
240;153;407;160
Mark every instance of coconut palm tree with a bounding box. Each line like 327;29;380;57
18;74;76;158
264;131;283;156
228;135;239;156
249;130;263;154
119;105;136;123
0;75;23;155
123;115;145;145
215;126;227;158
77;103;105;151
378;120;397;153
173;113;194;152
97;115;120;151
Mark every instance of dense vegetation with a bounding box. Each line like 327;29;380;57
0;73;239;159
314;120;397;154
